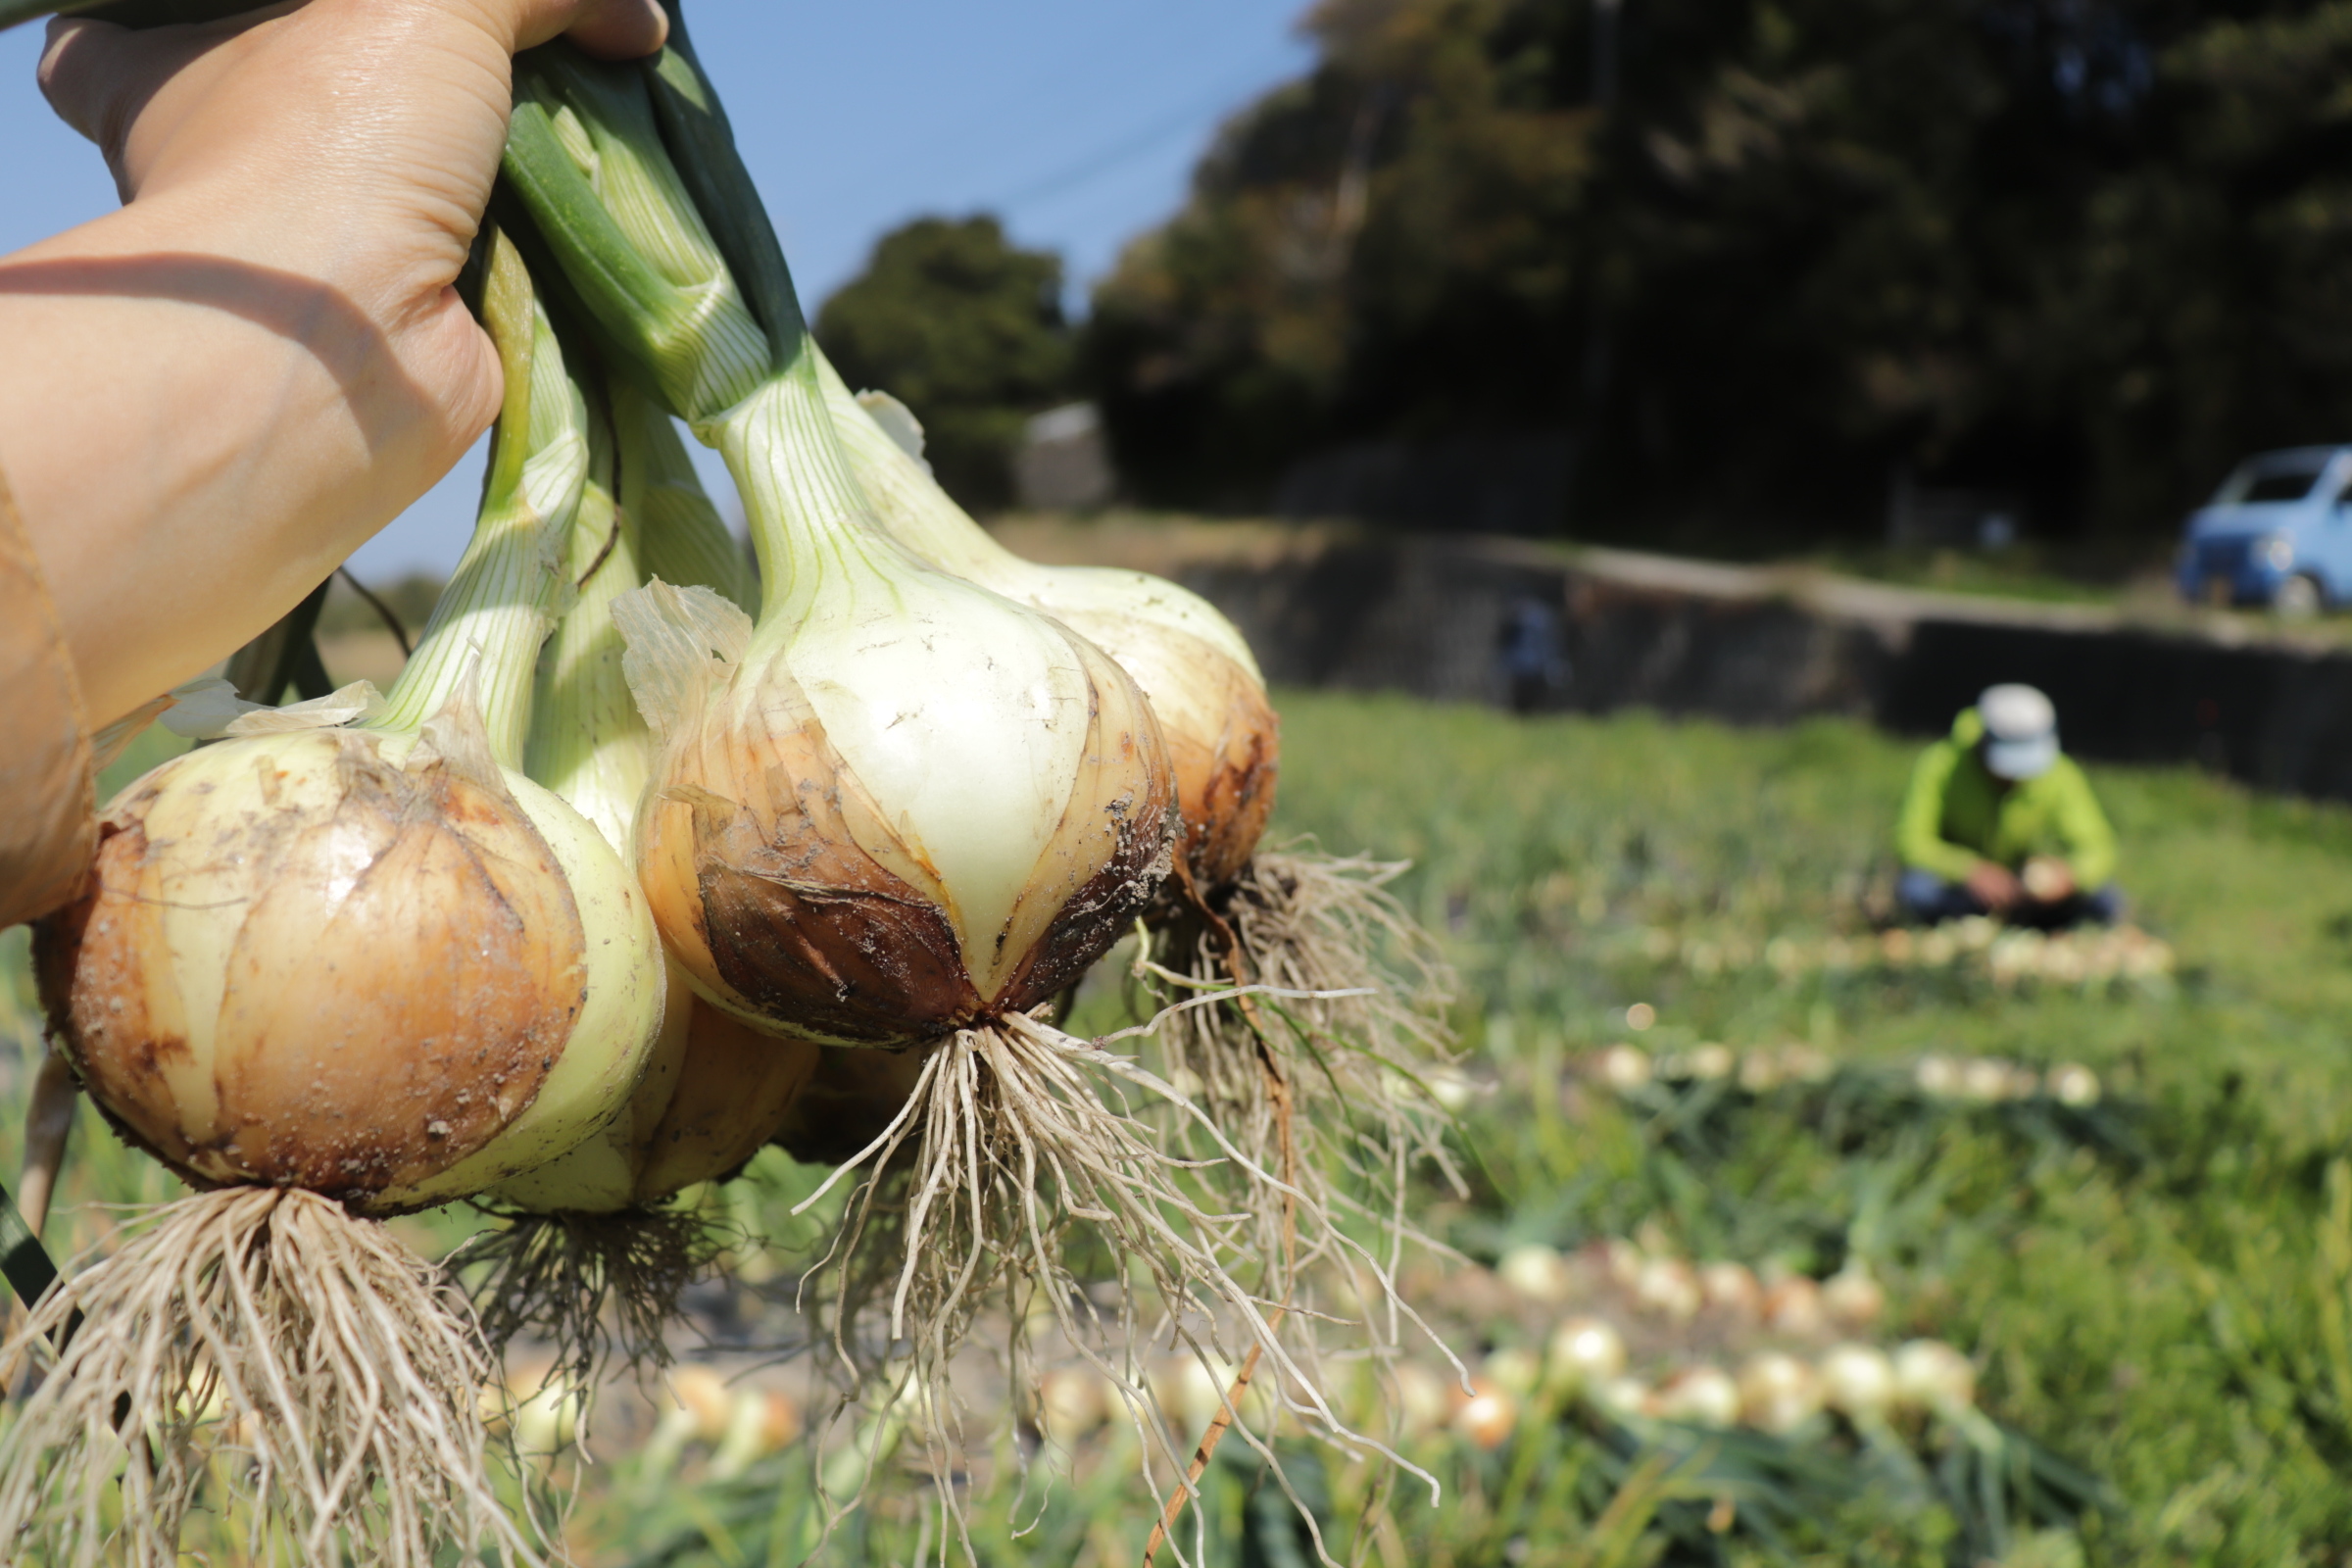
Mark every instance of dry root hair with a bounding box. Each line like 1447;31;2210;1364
0;1186;530;1568
457;1200;723;1404
793;1002;1453;1566
1144;848;1465;1308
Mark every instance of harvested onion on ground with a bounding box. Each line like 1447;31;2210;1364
461;358;818;1396
5;231;664;1568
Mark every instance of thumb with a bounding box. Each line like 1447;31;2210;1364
38;5;298;202
40;18;158;197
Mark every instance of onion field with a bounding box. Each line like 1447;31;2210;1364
8;689;2352;1564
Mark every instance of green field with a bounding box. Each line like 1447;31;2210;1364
7;691;2352;1563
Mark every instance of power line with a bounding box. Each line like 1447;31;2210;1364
986;64;1287;217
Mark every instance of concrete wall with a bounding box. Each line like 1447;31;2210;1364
1143;531;2352;799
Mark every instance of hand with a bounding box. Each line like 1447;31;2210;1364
2020;857;2076;904
1964;860;2022;911
0;0;666;725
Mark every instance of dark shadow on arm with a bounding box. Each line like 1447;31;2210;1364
0;252;440;458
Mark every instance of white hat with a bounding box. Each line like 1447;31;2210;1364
1979;684;2057;780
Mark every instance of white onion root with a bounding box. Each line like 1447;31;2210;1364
0;1186;529;1568
1151;849;1463;1302
795;1004;1446;1557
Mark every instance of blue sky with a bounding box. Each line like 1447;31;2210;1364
0;0;1314;577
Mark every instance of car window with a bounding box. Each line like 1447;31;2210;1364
2229;466;2328;504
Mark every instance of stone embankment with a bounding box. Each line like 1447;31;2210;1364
996;516;2352;800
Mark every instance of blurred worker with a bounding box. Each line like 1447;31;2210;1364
1895;684;2121;927
1496;594;1567;714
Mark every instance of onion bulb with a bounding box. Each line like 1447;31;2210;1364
819;382;1461;1324
5;228;660;1568
1653;1364;1741;1428
1890;1338;1977;1416
504;57;1175;1033
1545;1315;1629;1397
463;367;819;1388
816;359;1276;891
1451;1377;1519;1449
809;388;1457;1336
1819;1343;1899;1424
510;38;1404;1460
500;35;1459;1499
1736;1351;1825;1433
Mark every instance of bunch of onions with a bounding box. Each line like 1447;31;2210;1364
460;367;818;1396
821;365;1463;1296
501;37;1365;1499
1;230;666;1568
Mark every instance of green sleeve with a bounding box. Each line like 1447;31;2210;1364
1896;740;1982;881
2051;760;2117;889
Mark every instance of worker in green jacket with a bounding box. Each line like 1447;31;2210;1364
1895;684;2122;927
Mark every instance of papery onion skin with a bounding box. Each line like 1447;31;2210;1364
828;378;1278;892
637;1002;819;1194
629;577;1177;1050
1068;612;1277;893
495;987;819;1212
35;726;662;1215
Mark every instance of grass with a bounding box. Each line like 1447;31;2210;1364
9;692;2352;1562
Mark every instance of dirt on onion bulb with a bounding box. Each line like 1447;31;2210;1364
4;231;662;1568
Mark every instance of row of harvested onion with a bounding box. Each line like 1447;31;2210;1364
0;10;1455;1565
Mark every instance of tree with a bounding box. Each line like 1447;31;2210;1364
816;216;1074;511
1086;0;2352;546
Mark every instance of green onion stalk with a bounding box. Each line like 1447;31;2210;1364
497;25;1446;1531
461;337;818;1406
7;226;666;1568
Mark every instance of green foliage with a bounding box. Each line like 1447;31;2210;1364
815;216;1074;511
18;693;2352;1560
1267;694;2352;1558
1088;0;2352;542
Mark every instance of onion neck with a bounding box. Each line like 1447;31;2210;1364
525;380;650;851
706;351;908;635
811;346;1030;587
374;243;586;767
620;375;755;610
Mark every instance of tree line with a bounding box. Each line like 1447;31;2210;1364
821;0;2352;545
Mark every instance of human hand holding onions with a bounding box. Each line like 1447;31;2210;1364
6;233;668;1567
0;0;669;743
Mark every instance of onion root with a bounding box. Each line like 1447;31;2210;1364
0;1186;528;1568
459;1202;723;1397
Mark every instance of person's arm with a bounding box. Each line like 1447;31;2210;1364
0;0;666;731
2051;760;2118;889
0;469;94;930
1895;738;1982;882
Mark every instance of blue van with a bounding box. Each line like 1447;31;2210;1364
2177;446;2352;615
